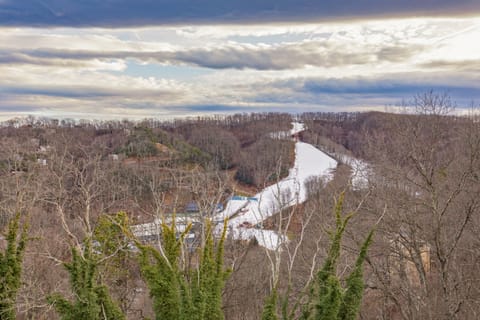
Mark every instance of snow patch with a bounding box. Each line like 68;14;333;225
268;122;305;140
336;155;371;190
218;140;337;250
231;227;287;251
290;122;305;135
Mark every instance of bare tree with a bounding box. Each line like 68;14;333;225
363;92;480;319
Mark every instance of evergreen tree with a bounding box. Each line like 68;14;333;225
0;214;28;320
137;217;230;320
338;230;374;320
137;220;187;320
93;212;134;313
192;219;230;320
300;192;374;320
261;288;279;320
48;240;125;320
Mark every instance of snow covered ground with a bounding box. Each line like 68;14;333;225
131;216;194;240
229;228;287;251
132;122;342;251
334;154;371;190
217;142;337;223
290;122;305;135
268;122;305;140
217;123;337;250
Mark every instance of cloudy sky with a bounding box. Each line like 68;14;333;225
0;1;480;120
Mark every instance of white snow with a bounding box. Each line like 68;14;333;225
133;121;340;251
218;198;249;220
336;154;371;190
269;122;305;140
218;142;337;225
229;227;287;251
217;122;338;250
290;122;305;135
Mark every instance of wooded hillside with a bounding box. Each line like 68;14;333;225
1;94;480;319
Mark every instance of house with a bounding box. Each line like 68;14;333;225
185;202;199;213
131;218;198;251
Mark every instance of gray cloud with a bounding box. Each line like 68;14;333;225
1;71;479;119
244;73;480;107
0;41;424;70
0;84;180;100
170;43;372;70
0;0;479;27
0;104;40;113
0;51;93;67
420;60;480;72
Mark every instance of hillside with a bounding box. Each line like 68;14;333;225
1;105;480;319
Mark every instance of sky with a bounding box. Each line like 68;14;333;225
0;0;480;120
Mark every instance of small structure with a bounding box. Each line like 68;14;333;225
131;219;194;243
185;202;199;213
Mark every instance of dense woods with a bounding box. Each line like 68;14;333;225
1;95;480;319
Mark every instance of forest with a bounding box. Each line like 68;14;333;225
1;92;480;320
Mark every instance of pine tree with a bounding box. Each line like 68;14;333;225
93;211;134;313
137;218;191;319
0;214;28;320
48;240;125;320
300;192;374;320
338;230;374;320
192;219;230;320
313;193;351;320
261;288;279;320
137;218;230;320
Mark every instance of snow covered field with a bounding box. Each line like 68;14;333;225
217;142;337;223
337;155;371;190
217;122;338;250
269;121;305;139
133;122;352;251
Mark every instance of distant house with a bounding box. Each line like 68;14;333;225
185;202;199;213
131;219;192;243
184;202;224;215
